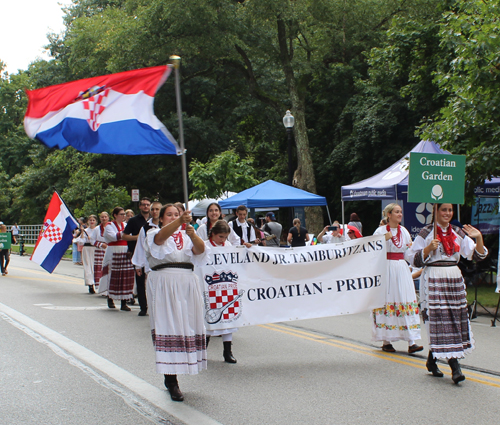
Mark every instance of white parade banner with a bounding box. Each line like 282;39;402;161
196;234;387;330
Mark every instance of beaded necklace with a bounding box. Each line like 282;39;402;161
386;224;403;248
209;238;224;247
172;231;183;250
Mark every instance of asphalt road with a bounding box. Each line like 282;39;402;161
1;254;499;425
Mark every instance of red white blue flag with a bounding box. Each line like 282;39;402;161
24;66;181;155
31;192;79;273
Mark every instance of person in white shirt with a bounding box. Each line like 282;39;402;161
228;205;260;247
197;202;240;245
131;201;162;316
317;221;345;244
204;220;239;363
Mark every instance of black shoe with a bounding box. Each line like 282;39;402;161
426;351;444;377
138;310;148;316
206;336;210;348
127;298;136;306
408;344;424;354
88;285;95;294
120;300;131;311
382;344;396;353
107;297;116;309
223;341;237;363
448;358;465;384
164;375;184;402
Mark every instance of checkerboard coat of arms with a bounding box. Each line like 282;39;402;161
204;271;244;325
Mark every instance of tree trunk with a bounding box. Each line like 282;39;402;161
277;16;323;235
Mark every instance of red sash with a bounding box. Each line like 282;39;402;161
387;253;404;260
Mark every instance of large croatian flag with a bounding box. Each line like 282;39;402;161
31;192;79;273
24;66;181;155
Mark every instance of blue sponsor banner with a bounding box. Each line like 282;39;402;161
381;199;433;240
472;198;500;235
402;200;434;239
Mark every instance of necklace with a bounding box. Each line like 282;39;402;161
210;238;224;247
173;231;183;250
386;224;403;248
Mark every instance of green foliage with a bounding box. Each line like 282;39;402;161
4;0;500;234
189;149;260;200
420;0;500;188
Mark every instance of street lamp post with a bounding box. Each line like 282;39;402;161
283;110;295;187
283;110;295;232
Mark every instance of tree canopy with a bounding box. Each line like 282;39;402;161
1;0;499;234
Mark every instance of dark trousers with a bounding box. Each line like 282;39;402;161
0;250;10;273
136;268;147;312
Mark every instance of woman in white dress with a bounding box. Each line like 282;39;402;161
407;203;487;384
92;211;109;291
80;215;98;294
204;220;238;363
98;207;135;311
197;202;240;246
145;204;207;402
372;203;423;354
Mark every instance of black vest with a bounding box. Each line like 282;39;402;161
232;221;252;242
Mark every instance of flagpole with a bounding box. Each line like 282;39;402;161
170;55;190;210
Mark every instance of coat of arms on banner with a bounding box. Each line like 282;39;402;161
204;271;244;324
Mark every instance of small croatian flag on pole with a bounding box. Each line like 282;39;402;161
24;65;181;155
31;192;79;273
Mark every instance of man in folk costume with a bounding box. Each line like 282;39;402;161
131;200;162;316
228;205;260;247
98;207;136;310
122;197;152;315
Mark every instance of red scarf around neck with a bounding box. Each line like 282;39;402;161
436;225;459;256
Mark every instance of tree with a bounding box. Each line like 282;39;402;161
189;149;260;199
420;0;500;189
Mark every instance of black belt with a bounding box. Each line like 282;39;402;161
151;262;194;271
428;261;458;267
84;243;92;247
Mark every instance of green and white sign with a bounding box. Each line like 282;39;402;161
408;152;466;204
0;233;11;249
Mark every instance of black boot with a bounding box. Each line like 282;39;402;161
163;374;184;401
120;299;131;311
88;285;95;294
206;336;210;348
426;351;444;377
107;297;116;309
223;341;237;363
448;358;465;384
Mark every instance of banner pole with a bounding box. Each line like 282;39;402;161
170;56;190;210
433;203;437;239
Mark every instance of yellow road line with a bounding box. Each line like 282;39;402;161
260;323;500;388
8;267;82;284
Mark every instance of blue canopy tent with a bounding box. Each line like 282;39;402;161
219;179;331;223
340;140;451;225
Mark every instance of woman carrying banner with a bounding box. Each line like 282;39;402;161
204;220;238;363
92;211;109;292
372;203;423;354
98;207;135;310
196;202;240;245
145;204;207;402
407;203;487;384
80;215;98;294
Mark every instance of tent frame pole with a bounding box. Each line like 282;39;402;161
325;205;332;225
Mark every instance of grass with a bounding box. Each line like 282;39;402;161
10;244;73;259
466;284;499;308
